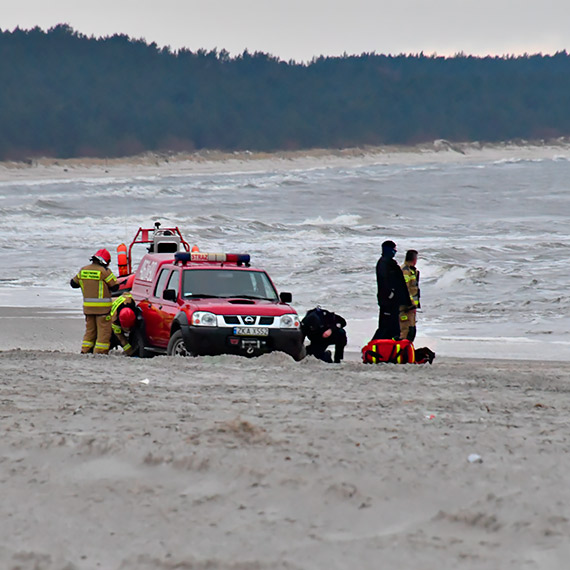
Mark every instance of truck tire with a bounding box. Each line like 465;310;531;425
291;344;307;362
167;330;192;356
130;328;154;358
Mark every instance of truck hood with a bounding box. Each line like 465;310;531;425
181;298;297;316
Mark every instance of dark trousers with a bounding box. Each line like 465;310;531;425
306;328;347;363
373;306;400;340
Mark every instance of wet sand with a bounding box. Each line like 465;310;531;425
1;307;570;569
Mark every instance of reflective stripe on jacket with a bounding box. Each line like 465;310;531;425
108;293;136;354
72;262;117;315
109;293;133;318
106;293;134;327
401;262;420;308
107;295;136;348
362;339;416;364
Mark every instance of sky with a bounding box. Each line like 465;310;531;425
3;0;569;62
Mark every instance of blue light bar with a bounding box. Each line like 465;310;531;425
174;252;191;264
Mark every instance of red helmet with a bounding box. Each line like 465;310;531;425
92;248;111;266
119;307;136;330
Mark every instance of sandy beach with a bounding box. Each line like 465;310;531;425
2;139;570;183
2;142;570;569
1;307;570;570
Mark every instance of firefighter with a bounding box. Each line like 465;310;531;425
108;293;139;356
373;240;413;340
400;249;420;342
70;248;118;354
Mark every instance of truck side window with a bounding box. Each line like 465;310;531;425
166;270;180;298
154;269;170;298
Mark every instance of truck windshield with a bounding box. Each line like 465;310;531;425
182;269;279;301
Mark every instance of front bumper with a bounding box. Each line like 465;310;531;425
179;324;304;360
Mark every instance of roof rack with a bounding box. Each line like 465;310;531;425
126;222;190;273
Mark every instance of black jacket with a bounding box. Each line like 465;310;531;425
376;256;412;308
301;308;346;340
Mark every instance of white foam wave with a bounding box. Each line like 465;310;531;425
299;214;362;226
429;266;470;288
492;157;546;166
1;157;569;355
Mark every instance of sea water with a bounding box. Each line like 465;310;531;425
1;155;569;359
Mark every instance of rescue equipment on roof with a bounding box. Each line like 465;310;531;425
119;222;191;274
117;243;128;276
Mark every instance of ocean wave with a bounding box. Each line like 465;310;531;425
299;214;362;226
157;186;183;196
1;156;569;347
428;265;471;288
0;177;77;188
492;157;547;166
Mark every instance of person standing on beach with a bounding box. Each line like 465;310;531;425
400;249;420;342
70;249;118;354
373;240;413;340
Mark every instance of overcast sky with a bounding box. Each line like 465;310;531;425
3;0;569;61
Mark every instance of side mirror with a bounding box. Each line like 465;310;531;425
279;291;292;303
163;288;177;302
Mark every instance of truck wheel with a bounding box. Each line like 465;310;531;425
291;344;307;362
167;330;192;356
130;328;153;358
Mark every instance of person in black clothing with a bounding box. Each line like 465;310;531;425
373;240;413;340
301;307;347;363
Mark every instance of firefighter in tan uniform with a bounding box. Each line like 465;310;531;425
399;249;420;342
108;293;138;356
70;248;118;354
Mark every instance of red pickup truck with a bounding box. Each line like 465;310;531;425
128;250;305;360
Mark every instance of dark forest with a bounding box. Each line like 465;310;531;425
1;25;570;160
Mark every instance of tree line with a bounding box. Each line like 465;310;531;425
1;24;570;160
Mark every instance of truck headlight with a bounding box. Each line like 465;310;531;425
279;314;300;329
191;311;218;326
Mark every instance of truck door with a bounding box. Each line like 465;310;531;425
138;268;169;346
152;268;181;348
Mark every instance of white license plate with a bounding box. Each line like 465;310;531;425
233;327;269;336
